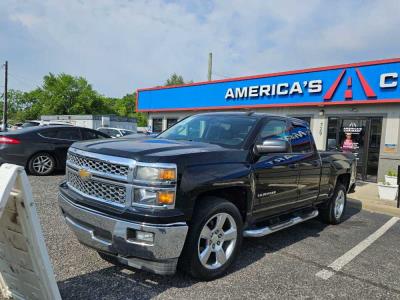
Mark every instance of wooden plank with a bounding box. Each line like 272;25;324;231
0;164;61;300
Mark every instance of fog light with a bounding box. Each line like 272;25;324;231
136;231;154;243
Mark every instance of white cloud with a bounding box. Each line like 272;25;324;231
10;13;42;28
0;0;399;97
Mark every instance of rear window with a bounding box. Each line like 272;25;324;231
99;128;119;137
82;129;108;140
57;128;81;140
288;125;313;153
41;128;81;140
40;129;58;138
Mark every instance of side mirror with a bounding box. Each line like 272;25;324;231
254;139;289;155
115;134;121;138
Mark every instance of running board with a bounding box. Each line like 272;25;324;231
243;210;319;238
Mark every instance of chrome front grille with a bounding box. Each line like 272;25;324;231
67;151;130;180
67;170;127;206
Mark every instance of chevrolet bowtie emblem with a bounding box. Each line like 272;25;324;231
78;169;92;181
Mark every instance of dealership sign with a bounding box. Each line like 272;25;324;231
137;58;400;112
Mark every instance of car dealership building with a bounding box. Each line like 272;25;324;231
137;58;400;182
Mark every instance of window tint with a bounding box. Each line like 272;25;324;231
98;128;108;134
288;125;312;153
40;129;58;138
259;119;288;141
98;128;119;137
293;116;311;126
158;115;257;148
82;129;107;140
57;128;81;140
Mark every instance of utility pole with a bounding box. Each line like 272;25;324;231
2;61;8;131
207;52;212;81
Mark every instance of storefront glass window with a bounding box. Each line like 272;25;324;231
325;117;382;182
167;119;178;129
326;117;339;150
152;118;163;133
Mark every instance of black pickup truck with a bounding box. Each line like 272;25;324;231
58;112;356;280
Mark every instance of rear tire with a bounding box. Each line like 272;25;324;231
180;197;243;280
319;183;347;225
28;152;56;176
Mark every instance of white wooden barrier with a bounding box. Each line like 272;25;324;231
0;164;61;300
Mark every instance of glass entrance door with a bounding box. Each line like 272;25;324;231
339;119;367;180
326;117;382;182
366;118;382;182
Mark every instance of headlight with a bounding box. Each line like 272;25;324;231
135;166;176;182
133;188;175;207
133;164;177;208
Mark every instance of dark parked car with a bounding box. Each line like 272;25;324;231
0;126;110;175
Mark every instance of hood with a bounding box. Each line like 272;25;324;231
71;138;233;162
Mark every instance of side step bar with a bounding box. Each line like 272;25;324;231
243;210;319;238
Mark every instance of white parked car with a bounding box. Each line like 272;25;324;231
96;127;135;138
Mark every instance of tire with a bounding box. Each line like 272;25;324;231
180;197;243;280
319;183;347;225
28;152;56;176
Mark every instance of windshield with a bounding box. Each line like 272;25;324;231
22;122;40;128
157;115;257;148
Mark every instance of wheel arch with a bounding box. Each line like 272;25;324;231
336;173;351;191
192;186;251;224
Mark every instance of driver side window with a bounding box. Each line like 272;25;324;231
258;119;289;142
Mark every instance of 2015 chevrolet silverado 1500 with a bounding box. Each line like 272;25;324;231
58;112;356;280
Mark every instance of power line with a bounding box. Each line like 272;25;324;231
2;61;7;130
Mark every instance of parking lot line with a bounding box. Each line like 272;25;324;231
316;216;399;280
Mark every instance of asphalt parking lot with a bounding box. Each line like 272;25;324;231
28;175;400;299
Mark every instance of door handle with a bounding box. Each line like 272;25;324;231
288;163;299;169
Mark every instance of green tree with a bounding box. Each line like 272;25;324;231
1;73;194;128
165;73;185;86
38;73;112;115
107;93;147;126
0;89;40;123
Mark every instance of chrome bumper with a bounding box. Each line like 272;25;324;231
58;193;188;275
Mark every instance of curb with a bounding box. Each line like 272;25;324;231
348;198;400;218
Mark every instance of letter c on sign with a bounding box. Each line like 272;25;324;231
380;73;398;88
277;83;289;95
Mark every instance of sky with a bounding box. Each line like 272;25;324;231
0;0;399;98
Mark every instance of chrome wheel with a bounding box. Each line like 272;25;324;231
334;189;345;219
32;155;53;175
198;213;237;270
